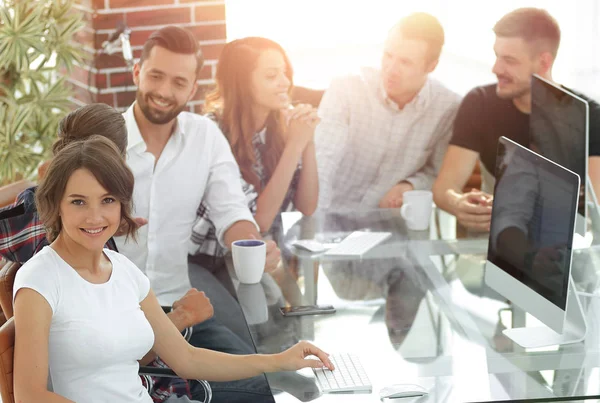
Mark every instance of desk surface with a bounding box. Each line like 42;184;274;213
232;209;600;402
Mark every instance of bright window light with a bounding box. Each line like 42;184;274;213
226;0;600;98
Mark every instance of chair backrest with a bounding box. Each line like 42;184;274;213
0;317;15;403
0;262;19;319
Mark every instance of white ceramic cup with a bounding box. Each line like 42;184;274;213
236;283;269;325
400;190;433;231
232;239;266;284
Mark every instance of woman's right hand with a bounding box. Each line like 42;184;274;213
274;341;334;371
285;104;320;152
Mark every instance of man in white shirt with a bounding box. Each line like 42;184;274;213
115;26;277;402
315;12;461;212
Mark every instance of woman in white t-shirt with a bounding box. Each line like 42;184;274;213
13;136;333;403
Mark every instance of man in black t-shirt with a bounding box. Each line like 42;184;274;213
432;8;600;232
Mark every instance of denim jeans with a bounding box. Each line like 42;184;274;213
186;260;274;403
185;318;274;403
188;259;253;345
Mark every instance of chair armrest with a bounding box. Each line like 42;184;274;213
139;365;213;403
139;366;178;378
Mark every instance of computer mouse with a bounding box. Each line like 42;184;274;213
379;383;428;399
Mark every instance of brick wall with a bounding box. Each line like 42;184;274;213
70;0;226;113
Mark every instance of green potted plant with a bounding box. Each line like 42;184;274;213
0;0;84;185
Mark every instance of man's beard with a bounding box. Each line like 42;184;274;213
496;75;530;100
136;90;187;125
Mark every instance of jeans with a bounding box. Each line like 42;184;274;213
186;260;274;403
188;259;253;345
186;318;274;403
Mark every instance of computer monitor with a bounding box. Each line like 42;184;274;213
484;136;586;348
530;74;589;237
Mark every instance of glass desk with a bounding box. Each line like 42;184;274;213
231;208;600;402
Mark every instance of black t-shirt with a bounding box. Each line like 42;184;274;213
450;83;600;176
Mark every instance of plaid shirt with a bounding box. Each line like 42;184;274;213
315;67;461;211
190;120;301;257
0;187;194;402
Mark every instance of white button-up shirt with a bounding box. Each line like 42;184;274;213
315;67;461;212
115;105;257;306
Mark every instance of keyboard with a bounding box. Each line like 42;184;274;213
324;231;391;257
313;353;372;393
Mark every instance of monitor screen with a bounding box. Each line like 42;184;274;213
487;137;580;310
530;74;588;221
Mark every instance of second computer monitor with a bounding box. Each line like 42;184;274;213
530;74;589;236
485;137;581;346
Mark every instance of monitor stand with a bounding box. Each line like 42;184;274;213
503;277;587;348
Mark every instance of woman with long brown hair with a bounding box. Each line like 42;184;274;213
190;37;319;262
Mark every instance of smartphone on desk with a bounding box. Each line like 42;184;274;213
279;305;336;317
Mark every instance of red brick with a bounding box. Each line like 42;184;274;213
197;65;212;80
70;83;114;106
109;0;175;8
92;12;126;31
189;24;226;42
67;65;108;89
110;72;134;87
129;29;156;47
129;23;224;47
199;43;225;61
195;4;225;22
94;33;110;50
96;93;116;105
116;90;137;108
92;0;106;9
95;73;109;88
126;7;191;28
95;52;128;69
192;83;214;102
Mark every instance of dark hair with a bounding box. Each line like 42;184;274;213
52;103;127;157
139;26;204;78
37;136;137;242
204;37;292;192
391;12;445;63
493;8;561;57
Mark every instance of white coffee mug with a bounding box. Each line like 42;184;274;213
232;239;266;284
400;190;433;231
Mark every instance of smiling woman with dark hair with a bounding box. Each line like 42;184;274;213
190;37;320;265
12;136;333;403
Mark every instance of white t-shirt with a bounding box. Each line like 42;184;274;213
13;247;154;403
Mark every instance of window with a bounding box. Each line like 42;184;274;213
226;0;600;98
